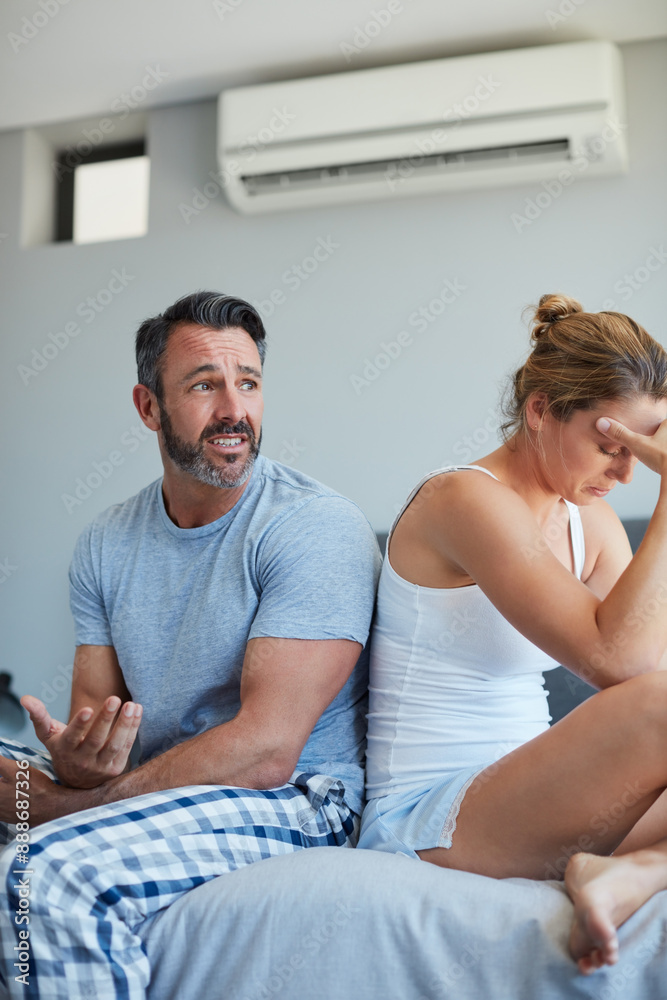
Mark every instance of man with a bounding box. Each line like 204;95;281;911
0;291;380;999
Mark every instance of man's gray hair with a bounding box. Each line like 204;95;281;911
135;290;267;398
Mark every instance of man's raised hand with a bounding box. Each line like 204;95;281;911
20;694;142;789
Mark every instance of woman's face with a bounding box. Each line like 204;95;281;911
536;394;667;505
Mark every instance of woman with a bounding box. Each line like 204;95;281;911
358;293;667;975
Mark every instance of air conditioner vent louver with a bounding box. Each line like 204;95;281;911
241;139;571;197
219;41;627;214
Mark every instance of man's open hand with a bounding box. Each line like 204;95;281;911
21;694;142;789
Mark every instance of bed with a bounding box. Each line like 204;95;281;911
142;844;667;999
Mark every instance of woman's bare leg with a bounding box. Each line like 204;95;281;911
415;673;667;969
614;788;667;855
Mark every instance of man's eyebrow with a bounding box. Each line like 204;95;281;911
179;363;262;384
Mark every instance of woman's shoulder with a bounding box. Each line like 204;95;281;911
396;464;526;554
403;464;519;523
391;464;536;588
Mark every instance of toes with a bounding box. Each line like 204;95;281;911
576;938;619;975
578;948;603;975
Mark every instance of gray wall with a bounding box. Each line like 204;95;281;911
1;39;665;741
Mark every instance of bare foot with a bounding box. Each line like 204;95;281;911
564;851;662;975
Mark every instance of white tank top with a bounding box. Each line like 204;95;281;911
365;465;585;798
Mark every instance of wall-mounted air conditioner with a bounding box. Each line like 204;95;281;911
217;40;627;214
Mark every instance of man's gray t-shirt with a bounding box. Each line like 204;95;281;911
69;456;381;816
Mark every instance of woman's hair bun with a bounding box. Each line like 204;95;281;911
531;293;583;342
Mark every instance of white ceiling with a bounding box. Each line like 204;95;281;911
1;0;666;133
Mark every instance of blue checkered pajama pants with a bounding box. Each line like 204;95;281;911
0;737;357;1000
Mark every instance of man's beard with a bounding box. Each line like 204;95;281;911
158;403;260;489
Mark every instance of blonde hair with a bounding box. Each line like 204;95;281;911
500;293;667;440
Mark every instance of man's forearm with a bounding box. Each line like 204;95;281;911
36;716;295;824
105;719;292;798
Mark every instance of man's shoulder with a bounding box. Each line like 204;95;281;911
256;456;345;502
254;457;369;524
251;458;378;560
75;478;162;545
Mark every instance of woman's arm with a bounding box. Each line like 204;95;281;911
415;423;667;689
584;415;667;680
579;501;632;600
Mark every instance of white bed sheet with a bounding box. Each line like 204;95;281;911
142;846;667;999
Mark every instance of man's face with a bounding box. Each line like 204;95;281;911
156;322;264;490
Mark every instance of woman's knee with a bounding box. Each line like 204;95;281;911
565;673;667;764
619;670;667;699
604;672;667;738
